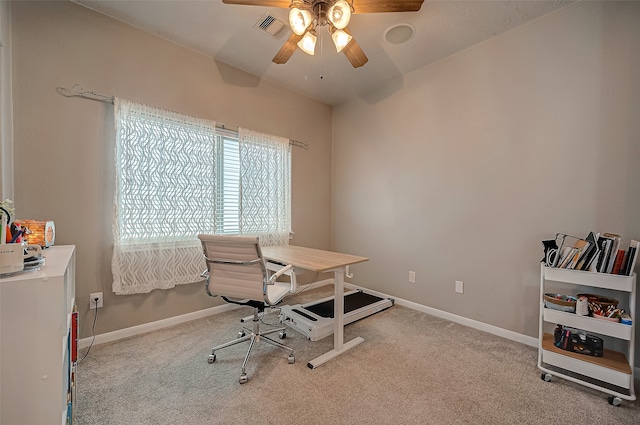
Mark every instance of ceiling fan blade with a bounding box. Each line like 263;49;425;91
272;32;304;64
352;0;424;13
221;0;291;7
342;37;368;68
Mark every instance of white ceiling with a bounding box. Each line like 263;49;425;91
73;0;576;106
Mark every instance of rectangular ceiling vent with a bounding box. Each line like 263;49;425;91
254;13;290;40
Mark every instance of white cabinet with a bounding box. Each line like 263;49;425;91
538;264;636;405
1;245;76;424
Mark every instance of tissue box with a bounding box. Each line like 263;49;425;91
19;219;55;248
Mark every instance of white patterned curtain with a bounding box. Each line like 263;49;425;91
112;98;217;295
238;128;291;246
112;101;292;295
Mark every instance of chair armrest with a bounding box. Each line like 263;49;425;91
267;264;293;285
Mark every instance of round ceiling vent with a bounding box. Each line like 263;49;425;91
383;23;415;45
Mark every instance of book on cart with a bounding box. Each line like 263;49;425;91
576;231;599;271
622;240;639;276
601;233;621;273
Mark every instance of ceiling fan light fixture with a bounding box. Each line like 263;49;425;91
331;28;352;52
328;0;351;30
289;7;312;35
297;30;317;55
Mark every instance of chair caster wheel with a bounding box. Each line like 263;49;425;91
239;374;248;384
540;373;551;382
288;354;295;364
208;354;216;364
279;331;286;339
238;331;246;338
608;396;622;406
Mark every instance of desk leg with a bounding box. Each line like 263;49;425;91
307;269;365;369
334;269;345;351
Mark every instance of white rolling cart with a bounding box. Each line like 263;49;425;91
538;264;636;406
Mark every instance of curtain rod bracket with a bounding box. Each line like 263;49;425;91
56;84;114;103
290;140;309;150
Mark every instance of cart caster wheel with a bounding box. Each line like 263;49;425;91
608;396;622;406
238;331;246;338
239;374;248;384
288;354;295;364
540;373;552;382
208;354;216;364
279;331;286;339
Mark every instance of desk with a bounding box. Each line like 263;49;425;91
261;245;368;368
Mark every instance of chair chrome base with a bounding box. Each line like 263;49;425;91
209;309;295;384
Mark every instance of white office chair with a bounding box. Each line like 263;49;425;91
198;234;295;384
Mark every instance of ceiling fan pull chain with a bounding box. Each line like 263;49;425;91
319;30;324;80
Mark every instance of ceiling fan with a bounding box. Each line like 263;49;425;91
222;0;425;68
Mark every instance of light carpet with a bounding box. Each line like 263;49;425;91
75;285;639;424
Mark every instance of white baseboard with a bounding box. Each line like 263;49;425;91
80;280;640;378
78;303;240;349
78;278;334;349
344;283;640;378
343;282;538;347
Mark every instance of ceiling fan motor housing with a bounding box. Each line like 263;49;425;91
304;1;351;28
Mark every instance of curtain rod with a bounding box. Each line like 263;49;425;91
57;84;309;150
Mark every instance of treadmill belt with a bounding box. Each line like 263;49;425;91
305;292;385;319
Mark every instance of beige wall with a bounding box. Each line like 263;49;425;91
333;1;640;363
8;0;640;367
0;0;12;199
11;1;333;338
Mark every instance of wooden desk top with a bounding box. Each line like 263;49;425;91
261;245;368;273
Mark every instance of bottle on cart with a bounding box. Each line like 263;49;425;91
554;324;563;345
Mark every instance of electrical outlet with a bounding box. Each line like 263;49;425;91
408;271;416;283
455;280;464;294
89;292;104;309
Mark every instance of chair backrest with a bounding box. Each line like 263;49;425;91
198;234;267;302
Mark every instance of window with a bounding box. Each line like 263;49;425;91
112;99;291;295
217;133;240;235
